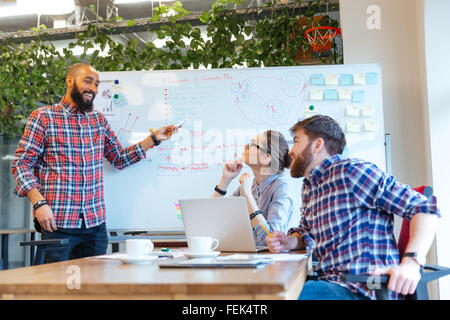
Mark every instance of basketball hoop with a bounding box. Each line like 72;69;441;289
304;26;341;58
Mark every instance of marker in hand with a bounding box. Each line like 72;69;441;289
176;118;190;128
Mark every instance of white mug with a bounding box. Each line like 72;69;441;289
189;236;219;253
125;239;154;258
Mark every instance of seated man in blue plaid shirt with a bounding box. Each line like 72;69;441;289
266;115;440;300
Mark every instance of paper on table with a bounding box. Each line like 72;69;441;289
92;251;185;259
262;253;308;261
218;253;307;262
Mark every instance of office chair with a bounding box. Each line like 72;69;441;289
341;186;450;300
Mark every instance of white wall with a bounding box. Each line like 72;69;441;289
340;0;444;299
340;0;430;186
423;0;450;300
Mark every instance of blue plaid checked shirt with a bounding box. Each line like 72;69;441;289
289;154;440;300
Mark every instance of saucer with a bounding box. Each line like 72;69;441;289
116;254;158;264
183;251;221;259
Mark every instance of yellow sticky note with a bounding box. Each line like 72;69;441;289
364;121;377;132
362;106;376;117
346;121;360;133
354;73;366;85
338;89;352;100
325;74;339;86
346;105;360;117
310;89;323;101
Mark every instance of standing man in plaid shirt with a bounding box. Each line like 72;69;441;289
11;63;178;263
266;115;440;300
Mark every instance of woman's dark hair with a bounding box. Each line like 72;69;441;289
263;130;292;174
289;115;346;155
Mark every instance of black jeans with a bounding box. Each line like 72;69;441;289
41;222;108;263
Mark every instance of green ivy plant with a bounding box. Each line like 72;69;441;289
0;0;340;138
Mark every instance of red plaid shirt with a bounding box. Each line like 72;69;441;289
11;98;146;229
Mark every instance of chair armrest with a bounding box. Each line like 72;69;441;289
123;231;147;236
20;239;69;247
421;264;450;284
341;274;391;300
424;264;448;272
341;274;389;284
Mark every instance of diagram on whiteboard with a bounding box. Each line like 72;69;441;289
232;71;308;125
94;65;384;230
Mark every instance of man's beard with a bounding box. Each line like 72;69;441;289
290;141;314;178
70;83;96;113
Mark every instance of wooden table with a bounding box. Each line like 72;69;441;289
0;251;308;300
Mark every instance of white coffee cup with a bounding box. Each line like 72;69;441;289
189;236;219;253
125;239;154;258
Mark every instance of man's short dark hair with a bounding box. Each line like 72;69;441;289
289;115;346;155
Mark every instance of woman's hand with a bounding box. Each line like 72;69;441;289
222;160;243;182
239;172;253;196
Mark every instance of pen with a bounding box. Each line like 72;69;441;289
260;223;273;238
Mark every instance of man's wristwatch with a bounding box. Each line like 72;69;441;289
249;210;263;220
214;185;226;195
33;199;48;210
151;133;161;146
403;252;425;267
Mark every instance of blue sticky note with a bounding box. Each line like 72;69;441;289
324;89;339;101
340;74;354;86
311;74;325;86
365;72;379;85
352;90;365;103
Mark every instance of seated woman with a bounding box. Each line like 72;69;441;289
212;130;295;246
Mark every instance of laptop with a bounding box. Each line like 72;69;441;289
179;197;269;252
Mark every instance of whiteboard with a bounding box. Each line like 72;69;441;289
93;64;385;230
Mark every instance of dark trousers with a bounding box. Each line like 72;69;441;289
41;222;108;263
